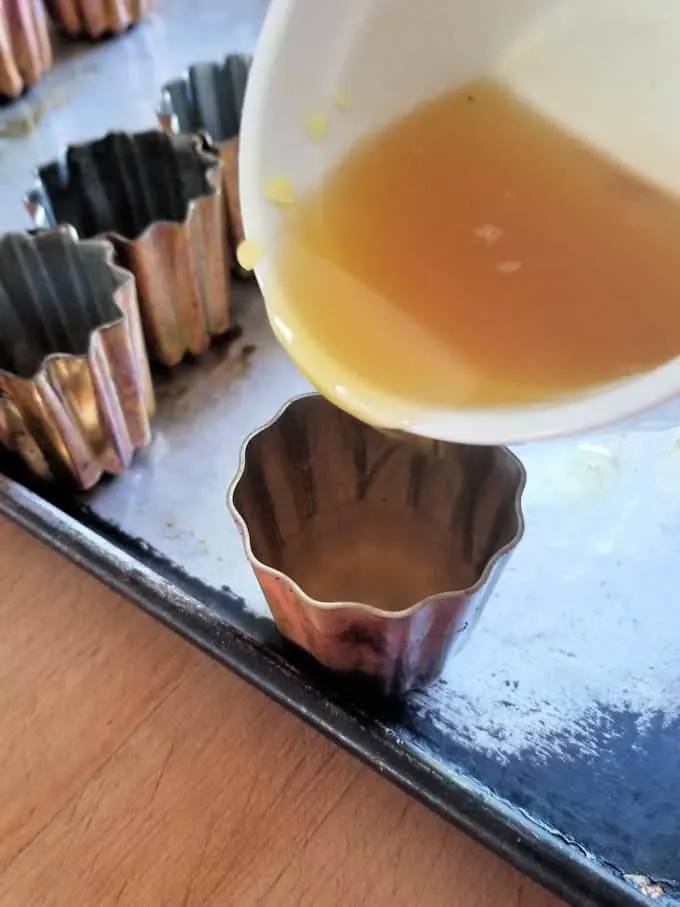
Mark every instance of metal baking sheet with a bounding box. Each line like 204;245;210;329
1;4;679;906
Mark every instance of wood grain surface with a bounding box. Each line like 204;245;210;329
0;517;565;907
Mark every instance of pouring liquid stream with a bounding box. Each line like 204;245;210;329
270;76;680;434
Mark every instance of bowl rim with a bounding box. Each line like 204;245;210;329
226;392;527;618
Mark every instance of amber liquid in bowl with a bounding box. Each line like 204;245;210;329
275;77;680;408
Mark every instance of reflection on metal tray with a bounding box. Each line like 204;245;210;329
0;3;679;906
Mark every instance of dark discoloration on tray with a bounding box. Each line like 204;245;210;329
400;692;680;893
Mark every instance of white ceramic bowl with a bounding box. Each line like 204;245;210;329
240;0;680;444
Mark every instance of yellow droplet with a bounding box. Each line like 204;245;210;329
264;175;296;206
236;238;263;272
303;110;329;141
332;88;352;111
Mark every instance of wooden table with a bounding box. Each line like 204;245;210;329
0;517;564;906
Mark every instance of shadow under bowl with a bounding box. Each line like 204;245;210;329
228;394;526;697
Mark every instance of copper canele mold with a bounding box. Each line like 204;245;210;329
157;53;251;274
25;129;231;368
0;0;53;99
0;228;155;490
228;394;527;696
44;0;150;39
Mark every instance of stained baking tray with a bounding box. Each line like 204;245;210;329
1;4;679;906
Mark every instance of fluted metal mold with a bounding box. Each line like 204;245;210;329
158;54;251;274
0;229;155;490
228;394;526;697
25;130;231;367
0;0;53;99
44;0;150;39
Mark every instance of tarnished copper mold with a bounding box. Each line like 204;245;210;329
228;394;526;697
44;0;150;40
158;54;251;275
0;228;154;490
0;0;52;100
25;129;230;367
